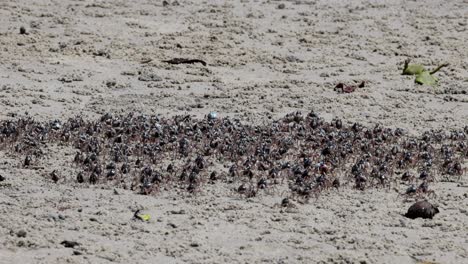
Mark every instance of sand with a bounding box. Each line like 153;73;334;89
0;0;467;263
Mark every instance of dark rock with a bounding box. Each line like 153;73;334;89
51;170;59;183
58;74;83;83
16;230;27;238
405;200;439;219
61;240;80;248
169;210;186;215
138;71;162;82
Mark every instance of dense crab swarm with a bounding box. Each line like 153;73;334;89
0;111;466;199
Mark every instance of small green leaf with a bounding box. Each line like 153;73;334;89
403;64;426;75
402;59;426;75
404;59;448;86
415;71;438;85
138;214;151;221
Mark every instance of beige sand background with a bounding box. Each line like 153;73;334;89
0;0;467;263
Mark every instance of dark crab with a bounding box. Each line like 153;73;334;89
0;110;466;200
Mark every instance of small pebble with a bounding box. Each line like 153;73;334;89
207;111;217;120
16;230;27;238
61;240;80;248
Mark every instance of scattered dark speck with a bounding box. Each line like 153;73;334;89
61;240;80;248
16;230;27;238
169;210;186;215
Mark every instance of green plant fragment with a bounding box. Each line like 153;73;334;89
415;71;438;85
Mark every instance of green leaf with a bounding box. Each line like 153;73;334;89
402;59;426;75
415;71;438;85
403;64;426;75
